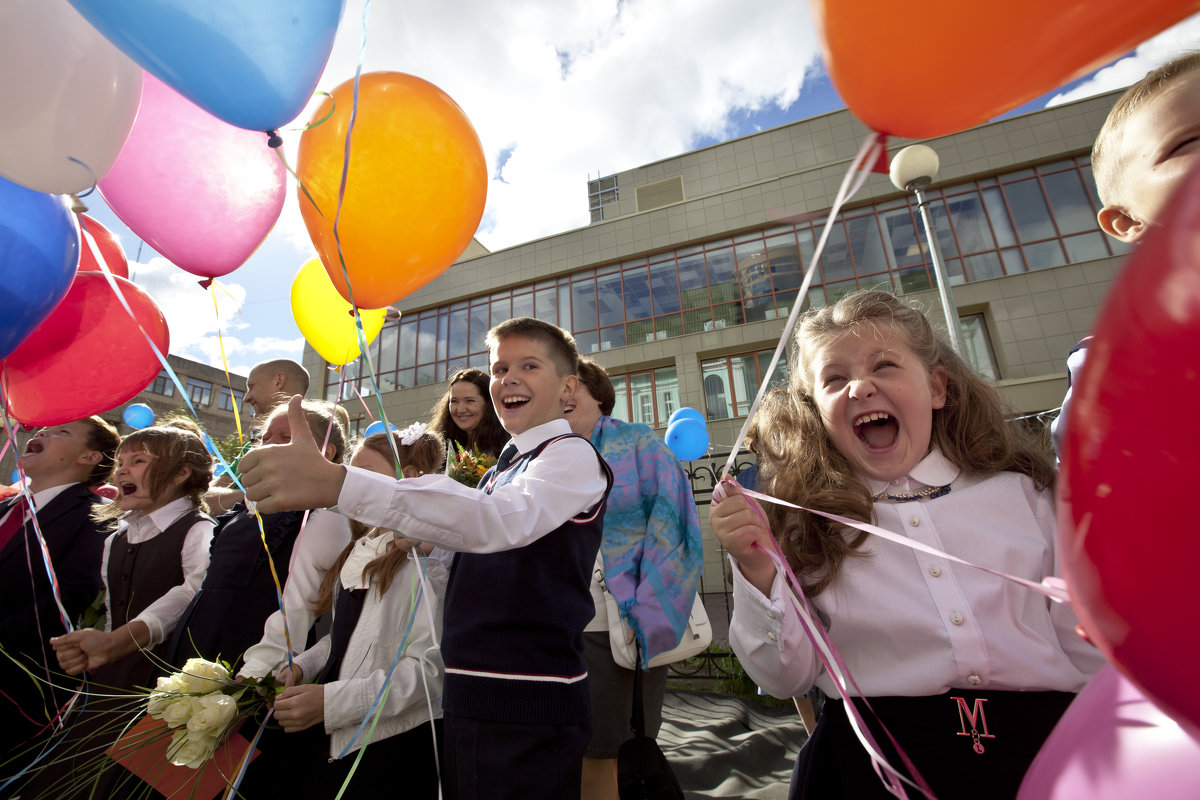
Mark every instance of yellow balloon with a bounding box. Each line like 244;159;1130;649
290;258;386;365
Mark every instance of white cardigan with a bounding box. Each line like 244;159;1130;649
292;535;447;757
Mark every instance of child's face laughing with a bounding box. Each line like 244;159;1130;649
114;446;159;512
489;335;576;436
808;325;947;483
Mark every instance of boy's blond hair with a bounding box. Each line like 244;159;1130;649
1091;51;1200;206
485;318;579;377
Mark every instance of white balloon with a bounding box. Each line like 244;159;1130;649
0;0;143;194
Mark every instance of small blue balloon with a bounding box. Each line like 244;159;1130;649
0;177;79;358
67;0;346;131
667;407;705;427
10;470;20;484
364;420;398;438
213;462;228;478
122;403;155;429
665;418;709;461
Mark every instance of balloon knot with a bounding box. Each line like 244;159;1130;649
197;278;214;289
266;130;284;148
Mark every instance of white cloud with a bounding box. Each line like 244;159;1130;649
271;0;822;253
129;257;303;373
1046;12;1200;106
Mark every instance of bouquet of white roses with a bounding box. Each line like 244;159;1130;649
143;657;279;770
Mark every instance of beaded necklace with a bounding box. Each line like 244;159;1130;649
871;483;952;503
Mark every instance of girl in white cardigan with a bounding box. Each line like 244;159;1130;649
267;428;447;798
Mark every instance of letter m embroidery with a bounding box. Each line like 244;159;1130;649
951;696;995;754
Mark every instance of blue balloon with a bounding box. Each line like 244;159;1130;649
67;0;346;131
0;177;79;358
665;418;709;462
10;470;20;484
364;420;398;438
213;462;228;478
122;403;155;429
667;407;705;427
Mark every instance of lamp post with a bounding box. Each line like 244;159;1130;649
889;144;964;356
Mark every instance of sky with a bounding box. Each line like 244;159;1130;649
81;3;1200;379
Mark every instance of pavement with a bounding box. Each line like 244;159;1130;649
658;690;808;799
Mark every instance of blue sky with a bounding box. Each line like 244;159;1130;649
84;4;1200;378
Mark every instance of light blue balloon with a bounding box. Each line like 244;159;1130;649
0;177;79;358
10;470;20;484
665;418;709;462
667;407;705;427
122;402;155;429
213;462;228;478
364;420;398;438
67;0;346;131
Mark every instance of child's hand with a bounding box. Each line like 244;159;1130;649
50;629;110;675
273;684;325;733
274;663;304;689
709;479;777;595
240;396;347;514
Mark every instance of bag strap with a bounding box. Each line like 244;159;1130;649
630;642;646;737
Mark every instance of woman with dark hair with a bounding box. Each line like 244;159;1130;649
427;368;508;458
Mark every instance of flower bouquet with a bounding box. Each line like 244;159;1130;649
447;442;497;487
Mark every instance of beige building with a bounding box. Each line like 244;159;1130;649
305;89;1127;604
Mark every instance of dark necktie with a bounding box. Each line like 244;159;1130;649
495;445;517;472
0;495;30;553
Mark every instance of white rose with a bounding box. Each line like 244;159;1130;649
179;658;231;694
155;673;190;694
146;691;170;718
161;695;201;729
185;692;238;737
166;729;218;770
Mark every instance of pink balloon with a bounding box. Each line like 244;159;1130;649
1019;665;1200;799
98;72;285;280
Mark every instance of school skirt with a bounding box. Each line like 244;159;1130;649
790;689;1075;800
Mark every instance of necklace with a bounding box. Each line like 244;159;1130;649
872;484;952;503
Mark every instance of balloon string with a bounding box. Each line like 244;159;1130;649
85;259;295;678
722;133;885;480
207;283;247;446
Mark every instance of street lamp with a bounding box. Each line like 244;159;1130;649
889;144;964;356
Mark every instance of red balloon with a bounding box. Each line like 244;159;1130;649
1059;161;1200;735
77;213;130;278
2;272;168;425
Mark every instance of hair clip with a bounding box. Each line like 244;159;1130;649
399;421;427;446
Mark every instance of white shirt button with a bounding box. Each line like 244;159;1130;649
951;613;964;626
767;632;777;642
968;674;982;686
910;516;921;527
929;566;942;577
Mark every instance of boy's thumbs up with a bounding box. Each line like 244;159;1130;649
240;395;346;513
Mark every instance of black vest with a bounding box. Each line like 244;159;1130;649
442;433;612;725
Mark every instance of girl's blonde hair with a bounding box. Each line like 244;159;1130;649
98;418;213;520
265;400;350;464
313;428;445;616
747;290;1055;597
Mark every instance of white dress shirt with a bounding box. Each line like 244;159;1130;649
98;496;214;645
729;449;1105;699
336;419;606;554
1;482;77;529
239;508;352;678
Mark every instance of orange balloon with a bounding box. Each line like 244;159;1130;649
297;72;487;309
813;0;1200;138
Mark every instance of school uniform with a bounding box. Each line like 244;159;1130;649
335;418;612;800
0;483;108;758
728;448;1105;799
170;506;349;670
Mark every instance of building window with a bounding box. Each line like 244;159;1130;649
588;174;619;223
609;365;678;428
186;378;212;407
218;386;244;412
959;314;999;380
150;370;175;397
701;349;789;421
327;157;1119;400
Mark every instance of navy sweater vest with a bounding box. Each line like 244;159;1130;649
442;433;612;725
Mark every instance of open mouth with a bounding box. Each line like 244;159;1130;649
854;412;899;449
563;402;576;414
501;395;530;411
119;482;138;496
23;440;43;455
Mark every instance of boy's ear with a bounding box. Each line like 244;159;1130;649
77;450;103;468
401;465;421;479
1098;205;1147;243
323;443;338;462
560;374;579;402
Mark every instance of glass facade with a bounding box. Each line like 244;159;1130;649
701;349;788;421
328;157;1127;401
609;365;679;428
